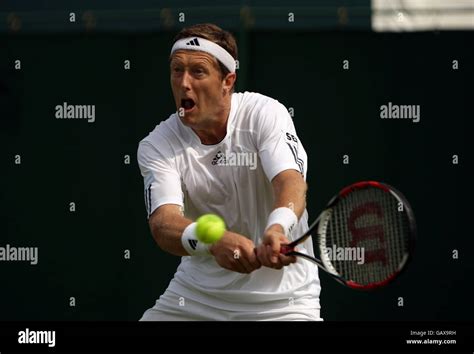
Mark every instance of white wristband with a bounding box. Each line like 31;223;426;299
181;223;211;256
265;207;298;237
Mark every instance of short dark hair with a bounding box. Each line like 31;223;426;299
173;23;238;85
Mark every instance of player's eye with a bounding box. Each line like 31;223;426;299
193;67;205;75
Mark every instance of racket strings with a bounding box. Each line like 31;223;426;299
323;187;410;286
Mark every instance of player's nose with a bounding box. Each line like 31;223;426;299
179;70;192;90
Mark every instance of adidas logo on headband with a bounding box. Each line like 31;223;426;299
171;36;236;73
186;38;201;46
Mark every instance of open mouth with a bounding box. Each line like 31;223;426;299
181;98;196;111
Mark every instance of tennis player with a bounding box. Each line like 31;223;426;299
138;23;321;321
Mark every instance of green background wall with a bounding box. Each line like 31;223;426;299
0;30;471;320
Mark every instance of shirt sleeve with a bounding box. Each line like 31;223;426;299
137;140;184;218
257;101;308;182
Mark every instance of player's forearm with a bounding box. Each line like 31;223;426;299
271;170;307;219
148;208;193;256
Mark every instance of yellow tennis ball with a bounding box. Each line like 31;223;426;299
196;214;226;244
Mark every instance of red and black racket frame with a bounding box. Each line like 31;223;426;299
281;181;417;290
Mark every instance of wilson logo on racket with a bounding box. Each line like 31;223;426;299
348;202;387;266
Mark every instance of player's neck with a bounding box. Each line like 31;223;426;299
193;116;228;145
193;99;231;145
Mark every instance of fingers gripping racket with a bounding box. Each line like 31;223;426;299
281;181;416;290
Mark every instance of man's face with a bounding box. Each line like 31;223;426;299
170;50;231;128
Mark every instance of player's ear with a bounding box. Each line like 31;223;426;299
222;72;236;95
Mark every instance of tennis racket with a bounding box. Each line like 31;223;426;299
281;181;416;290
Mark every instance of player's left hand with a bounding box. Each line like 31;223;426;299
255;225;297;269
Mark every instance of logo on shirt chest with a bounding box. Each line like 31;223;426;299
211;150;257;170
211;150;227;166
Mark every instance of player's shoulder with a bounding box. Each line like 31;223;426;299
139;113;179;148
137;113;181;161
234;91;287;114
233;91;290;132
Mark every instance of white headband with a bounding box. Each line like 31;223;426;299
170;37;236;73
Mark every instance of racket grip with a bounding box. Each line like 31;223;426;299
280;245;294;254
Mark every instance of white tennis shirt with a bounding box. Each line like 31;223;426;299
138;91;321;312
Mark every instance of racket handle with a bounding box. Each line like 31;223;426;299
280;245;294;254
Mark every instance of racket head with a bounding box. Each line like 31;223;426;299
317;181;416;290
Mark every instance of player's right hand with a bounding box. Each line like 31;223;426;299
209;231;262;274
255;225;297;269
